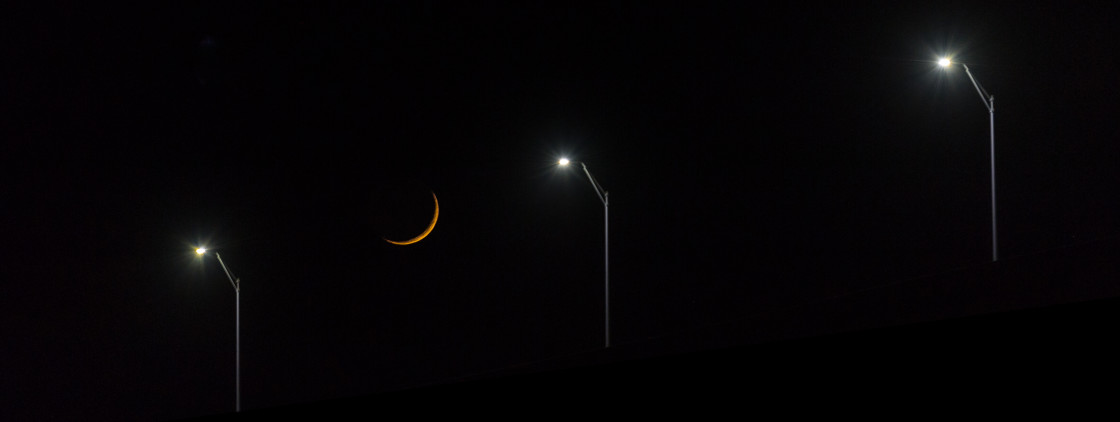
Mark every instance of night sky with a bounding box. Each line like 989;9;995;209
5;2;1119;419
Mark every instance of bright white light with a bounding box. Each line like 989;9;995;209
196;247;207;255
938;58;951;67
558;158;570;166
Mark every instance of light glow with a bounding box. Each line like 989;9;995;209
196;247;207;255
938;58;951;67
558;158;570;166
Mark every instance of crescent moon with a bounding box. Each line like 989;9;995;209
384;191;439;245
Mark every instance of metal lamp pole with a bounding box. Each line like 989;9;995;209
578;162;610;348
557;159;610;348
199;249;241;412
961;63;998;262
940;59;997;262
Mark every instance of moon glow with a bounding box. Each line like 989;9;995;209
383;192;439;245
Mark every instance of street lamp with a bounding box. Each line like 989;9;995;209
196;247;242;412
558;158;610;348
938;58;998;262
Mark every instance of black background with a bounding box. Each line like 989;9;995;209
4;1;1118;419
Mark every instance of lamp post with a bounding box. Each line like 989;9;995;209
196;247;241;412
558;158;610;348
938;58;998;262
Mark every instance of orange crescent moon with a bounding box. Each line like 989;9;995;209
384;191;439;245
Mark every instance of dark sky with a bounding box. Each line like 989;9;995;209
4;1;1119;420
